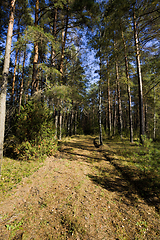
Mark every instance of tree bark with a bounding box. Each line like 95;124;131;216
153;85;156;140
115;61;123;139
0;0;16;177
107;70;112;136
99;86;103;145
74;110;77;135
19;49;26;113
31;0;39;95
11;48;19;104
51;7;57;67
59;110;62;140
120;26;133;142
55;109;58;138
113;88;117;136
133;7;145;143
59;10;69;79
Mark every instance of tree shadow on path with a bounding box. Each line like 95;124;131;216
88;152;160;214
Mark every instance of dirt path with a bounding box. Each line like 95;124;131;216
0;136;159;240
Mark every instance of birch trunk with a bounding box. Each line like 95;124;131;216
0;0;16;177
59;110;62;140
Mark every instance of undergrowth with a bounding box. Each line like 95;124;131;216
4;101;58;161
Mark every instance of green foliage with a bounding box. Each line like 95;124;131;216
5;101;57;161
15;101;51;142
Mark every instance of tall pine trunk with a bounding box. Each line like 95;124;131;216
153;85;156;140
11;49;19;104
107;73;112;136
115;61;123;139
0;0;16;177
133;8;145;143
113;88;117;136
120;27;133;142
31;0;39;95
19;49;26;113
51;8;57;67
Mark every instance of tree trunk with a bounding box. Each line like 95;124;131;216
99;47;103;145
115;61;123;139
145;103;148;136
120;26;133;142
19;49;26;113
11;48;19;104
31;0;39;95
59;110;62;140
99;86;103;145
74;110;77;135
113;89;117;136
59;10;69;78
133;8;145;143
107;72;112;136
0;0;16;177
51;8;57;67
153;86;156;140
15;53;21;103
55;109;58;138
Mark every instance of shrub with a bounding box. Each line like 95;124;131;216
4;101;58;161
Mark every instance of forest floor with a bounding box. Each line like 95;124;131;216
0;135;159;240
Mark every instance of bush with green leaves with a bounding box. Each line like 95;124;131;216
5;101;57;161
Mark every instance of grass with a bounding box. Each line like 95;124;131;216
0;157;43;201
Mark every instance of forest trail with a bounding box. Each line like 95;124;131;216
0;136;159;240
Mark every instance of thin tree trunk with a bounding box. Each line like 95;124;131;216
99;86;103;145
107;71;112;136
19;49;26;113
51;8;57;67
113;89;117;136
15;53;21;103
26;76;30;103
74;110;77;135
0;0;16;177
120;26;133;142
11;19;20;105
59;10;69;78
145;103;148;136
133;8;145;143
153;85;156;140
11;48;19;104
31;0;39;95
59;110;62;140
55;109;58;138
67;112;70;136
99;44;103;145
115;61;123;139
